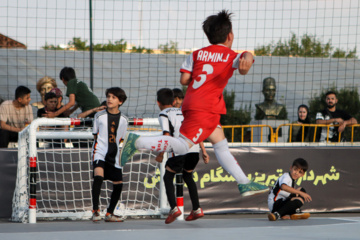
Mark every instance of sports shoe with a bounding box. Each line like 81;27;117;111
165;206;182;224
92;209;101;222
104;212;124;222
268;212;280;221
290;212;310;220
238;181;269;197
119;133;140;166
185;208;204;221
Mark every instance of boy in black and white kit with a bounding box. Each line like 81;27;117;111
91;87;128;222
268;158;312;221
155;88;209;224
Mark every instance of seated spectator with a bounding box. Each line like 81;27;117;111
50;87;64;109
289;104;312;142
316;91;358;142
172;88;184;108
37;92;67;148
37;92;66;118
0;86;33;148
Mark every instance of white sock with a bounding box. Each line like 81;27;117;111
213;139;250;184
136;136;189;155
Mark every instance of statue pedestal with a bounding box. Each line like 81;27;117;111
250;120;289;143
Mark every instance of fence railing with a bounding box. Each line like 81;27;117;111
222;124;275;143
223;124;360;143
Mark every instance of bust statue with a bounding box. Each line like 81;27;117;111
255;77;287;120
32;76;57;109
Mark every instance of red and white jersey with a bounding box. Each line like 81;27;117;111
180;44;243;114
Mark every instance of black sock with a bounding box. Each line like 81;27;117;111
92;176;104;211
164;170;176;209
107;183;123;214
183;171;200;210
277;199;303;216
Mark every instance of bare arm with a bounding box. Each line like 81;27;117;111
0;120;22;132
180;72;192;86
78;105;106;118
238;52;254;75
199;142;209;164
316;118;344;125
339;117;358;133
281;184;312;202
43;94;76;118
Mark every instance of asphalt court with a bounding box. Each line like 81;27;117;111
0;214;359;240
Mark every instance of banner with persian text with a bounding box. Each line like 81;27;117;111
1;147;359;218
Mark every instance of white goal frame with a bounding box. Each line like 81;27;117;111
12;117;169;223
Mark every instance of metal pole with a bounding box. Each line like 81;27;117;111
89;0;94;91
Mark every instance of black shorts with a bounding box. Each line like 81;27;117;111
166;152;200;173
93;160;123;182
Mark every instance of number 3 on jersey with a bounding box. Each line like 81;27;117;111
193;64;213;89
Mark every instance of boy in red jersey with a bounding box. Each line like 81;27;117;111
121;10;268;200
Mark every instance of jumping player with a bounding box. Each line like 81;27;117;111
268;158;312;221
91;87;128;222
121;10;268;197
155;88;209;224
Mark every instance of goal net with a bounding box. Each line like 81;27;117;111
11;117;169;223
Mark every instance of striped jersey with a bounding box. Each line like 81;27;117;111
158;107;199;154
267;172;294;212
92;109;128;169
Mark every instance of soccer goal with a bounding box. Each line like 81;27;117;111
11;117;169;223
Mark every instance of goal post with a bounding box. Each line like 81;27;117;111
12;117;169;223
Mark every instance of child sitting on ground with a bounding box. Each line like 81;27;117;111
268;158;312;221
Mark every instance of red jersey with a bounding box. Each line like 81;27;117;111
180;44;243;114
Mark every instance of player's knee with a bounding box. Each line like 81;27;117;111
94;175;104;183
291;198;304;208
182;170;193;182
163;170;175;182
213;138;229;153
165;166;176;173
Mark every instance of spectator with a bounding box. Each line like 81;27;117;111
32;76;57;109
316;91;357;142
37;92;66;118
50;87;64;109
289;104;312;142
42;67;100;118
0;86;33;148
172;88;184;108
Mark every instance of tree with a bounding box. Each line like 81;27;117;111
41;42;63;50
68;37;88;51
255;33;358;58
130;45;153;54
93;39;127;52
308;87;360;141
220;90;252;142
332;47;357;59
158;41;179;54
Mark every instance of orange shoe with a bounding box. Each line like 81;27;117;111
290;212;310;220
185;208;204;221
165;207;182;224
